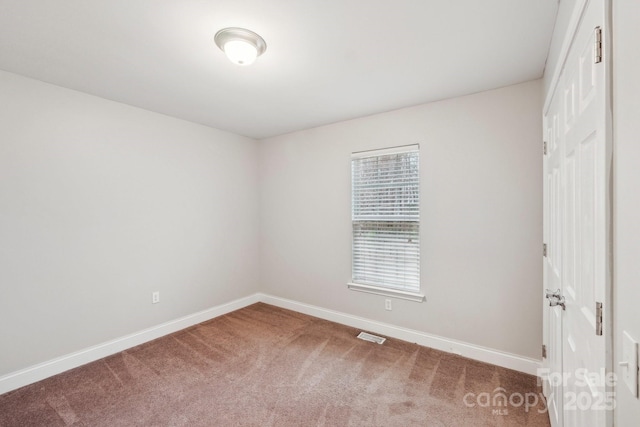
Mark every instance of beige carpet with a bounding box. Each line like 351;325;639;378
0;303;550;426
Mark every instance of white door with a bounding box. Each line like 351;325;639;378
560;0;608;425
543;0;609;426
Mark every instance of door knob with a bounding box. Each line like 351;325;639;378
545;289;565;310
545;289;561;299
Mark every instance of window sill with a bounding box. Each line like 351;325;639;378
347;283;425;302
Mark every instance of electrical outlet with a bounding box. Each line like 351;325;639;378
152;291;160;304
385;299;392;311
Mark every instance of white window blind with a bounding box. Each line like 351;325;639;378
351;145;420;294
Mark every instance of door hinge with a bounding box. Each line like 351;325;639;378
542;344;547;359
543;243;548;257
596;302;603;335
543;140;548;155
594;26;603;63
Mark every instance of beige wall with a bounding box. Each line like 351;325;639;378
0;70;545;380
613;0;640;424
259;80;543;360
0;70;260;376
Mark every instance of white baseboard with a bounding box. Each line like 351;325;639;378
0;293;261;395
258;293;542;376
0;292;541;395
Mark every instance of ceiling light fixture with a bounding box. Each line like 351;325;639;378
214;27;267;66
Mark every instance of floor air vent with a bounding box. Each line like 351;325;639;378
357;332;386;344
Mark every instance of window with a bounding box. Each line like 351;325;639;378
349;144;424;302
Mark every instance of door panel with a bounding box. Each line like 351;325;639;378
543;1;608;426
563;1;607;425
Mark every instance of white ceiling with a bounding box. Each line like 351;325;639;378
0;1;558;139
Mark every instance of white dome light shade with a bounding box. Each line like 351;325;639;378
214;27;267;66
223;40;258;65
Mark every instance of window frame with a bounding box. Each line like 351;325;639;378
348;144;425;303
